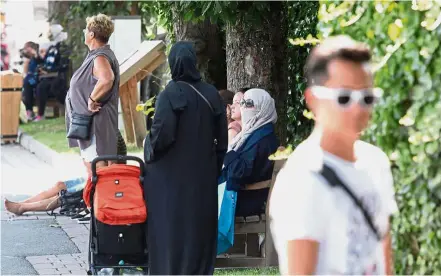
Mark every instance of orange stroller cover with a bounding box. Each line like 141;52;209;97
83;164;147;225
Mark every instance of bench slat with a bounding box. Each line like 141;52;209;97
245;215;260;223
215;256;266;268
235;221;265;234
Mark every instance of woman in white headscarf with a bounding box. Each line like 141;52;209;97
220;88;280;217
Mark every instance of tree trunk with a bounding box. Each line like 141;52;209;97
130;1;140;15
226;2;288;143
48;1;72;22
172;10;227;90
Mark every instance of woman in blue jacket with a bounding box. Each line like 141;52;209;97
220;88;279;217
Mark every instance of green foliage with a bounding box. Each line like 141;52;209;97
51;1;157;70
316;1;441;273
136;96;156;117
286;1;319;146
154;1;275;30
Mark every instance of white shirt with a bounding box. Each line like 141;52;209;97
269;134;398;275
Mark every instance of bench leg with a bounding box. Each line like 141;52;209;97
228;234;246;255
264;219;278;266
53;105;60;117
246;233;260;257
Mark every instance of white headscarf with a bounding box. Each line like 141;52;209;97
229;88;277;151
39;42;51;50
49;24;68;45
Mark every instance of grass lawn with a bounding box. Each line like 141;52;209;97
20;117;142;154
215;268;279;275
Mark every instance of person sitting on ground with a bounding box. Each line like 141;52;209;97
220;88;279;217
4;177;86;216
4;130;127;216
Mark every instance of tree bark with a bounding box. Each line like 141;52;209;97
226;2;288;142
130;1;140;15
48;1;72;22
172;10;227;90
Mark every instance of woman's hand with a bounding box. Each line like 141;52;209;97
88;97;101;113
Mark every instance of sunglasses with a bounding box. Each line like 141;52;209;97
240;98;255;108
311;86;383;108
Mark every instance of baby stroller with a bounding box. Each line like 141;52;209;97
84;155;148;275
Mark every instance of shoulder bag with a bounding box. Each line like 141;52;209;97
66;96;94;140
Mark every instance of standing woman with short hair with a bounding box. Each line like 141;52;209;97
66;13;120;175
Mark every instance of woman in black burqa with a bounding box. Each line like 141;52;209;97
144;41;228;275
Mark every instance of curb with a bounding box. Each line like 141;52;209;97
17;129;62;166
17;129;144;166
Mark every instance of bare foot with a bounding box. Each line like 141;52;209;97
4;199;24;216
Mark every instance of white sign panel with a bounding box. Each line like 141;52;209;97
108;16;142;132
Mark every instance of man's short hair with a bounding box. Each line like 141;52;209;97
305;35;372;86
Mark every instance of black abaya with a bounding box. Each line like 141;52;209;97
144;41;228;275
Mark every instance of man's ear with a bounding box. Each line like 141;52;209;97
304;87;314;112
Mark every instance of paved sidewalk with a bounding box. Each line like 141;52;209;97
1;144;89;275
2;144;145;275
56;216;90;255
26;254;88;275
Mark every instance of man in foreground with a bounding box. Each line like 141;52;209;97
269;35;397;275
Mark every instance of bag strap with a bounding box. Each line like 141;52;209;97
177;81;214;115
319;163;383;241
175;81;218;147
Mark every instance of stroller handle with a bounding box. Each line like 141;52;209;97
91;155;145;184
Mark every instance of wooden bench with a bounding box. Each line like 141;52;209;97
47;98;65;117
215;159;286;268
32;98;65;118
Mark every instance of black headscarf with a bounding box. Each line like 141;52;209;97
168;41;201;82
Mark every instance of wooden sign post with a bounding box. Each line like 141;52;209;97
118;40;166;147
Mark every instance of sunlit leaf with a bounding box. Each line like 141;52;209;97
388;22;402;41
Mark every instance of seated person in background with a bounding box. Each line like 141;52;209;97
227;88;250;143
219;89;235;124
34;25;69;121
38;43;49;60
219;89;242;142
220;88;279;217
21;41;44;120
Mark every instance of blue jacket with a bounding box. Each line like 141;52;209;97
220;123;279;191
24;57;41;86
